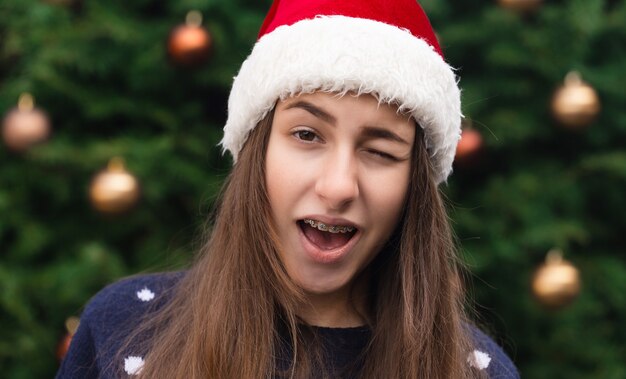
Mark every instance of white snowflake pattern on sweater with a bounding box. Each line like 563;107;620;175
467;349;492;370
136;287;155;302
124;356;144;375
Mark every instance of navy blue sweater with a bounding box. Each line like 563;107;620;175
56;272;520;378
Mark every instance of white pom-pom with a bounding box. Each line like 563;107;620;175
136;287;155;302
467;349;491;370
124;356;144;375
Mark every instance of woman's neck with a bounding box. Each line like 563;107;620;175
297;281;368;328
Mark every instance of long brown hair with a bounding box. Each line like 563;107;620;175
117;104;485;379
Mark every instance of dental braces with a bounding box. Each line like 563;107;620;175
303;219;355;234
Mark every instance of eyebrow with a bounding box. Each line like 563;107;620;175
361;126;411;145
284;101;337;125
284;100;410;145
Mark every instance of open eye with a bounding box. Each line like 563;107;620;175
292;129;320;143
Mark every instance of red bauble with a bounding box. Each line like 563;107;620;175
456;128;483;159
167;11;213;67
56;333;73;361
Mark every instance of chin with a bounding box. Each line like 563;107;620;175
293;269;353;296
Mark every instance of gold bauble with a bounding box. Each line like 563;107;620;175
1;93;51;152
532;249;581;309
89;157;141;214
167;11;213;67
65;316;80;335
551;71;601;129
498;0;543;13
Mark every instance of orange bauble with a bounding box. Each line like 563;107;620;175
551;71;601;129
498;0;543;13
532;249;581;309
56;333;73;361
455;127;483;163
89;157;141;215
167;11;213;67
2;93;51;152
57;317;80;361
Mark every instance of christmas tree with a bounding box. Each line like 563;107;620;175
431;0;626;378
1;0;625;377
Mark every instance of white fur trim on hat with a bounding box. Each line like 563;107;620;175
221;15;461;184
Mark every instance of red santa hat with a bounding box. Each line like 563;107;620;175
221;0;461;184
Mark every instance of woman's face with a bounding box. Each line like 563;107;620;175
266;92;415;298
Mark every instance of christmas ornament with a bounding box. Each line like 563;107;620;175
532;249;581;309
89;157;141;214
497;0;543;13
1;93;51;152
57;316;80;361
454;122;483;167
167;10;213;67
551;71;601;129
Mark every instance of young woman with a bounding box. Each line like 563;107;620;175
57;0;519;378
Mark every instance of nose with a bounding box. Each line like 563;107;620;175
314;149;359;210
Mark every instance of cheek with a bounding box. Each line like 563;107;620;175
368;166;411;227
265;134;305;221
265;143;285;214
267;150;292;194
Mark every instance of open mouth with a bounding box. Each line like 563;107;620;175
298;218;358;251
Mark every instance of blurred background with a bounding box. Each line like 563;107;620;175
1;0;624;377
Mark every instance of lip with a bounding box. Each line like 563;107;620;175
297;215;361;264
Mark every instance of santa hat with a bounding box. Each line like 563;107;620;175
221;0;461;184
